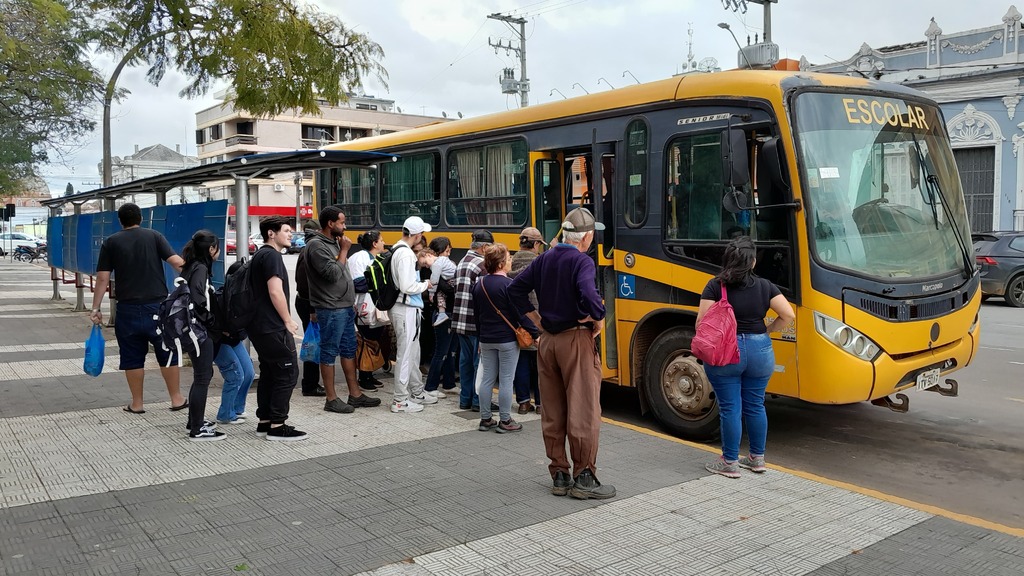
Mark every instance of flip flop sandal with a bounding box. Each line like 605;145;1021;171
169;402;189;411
123;405;145;414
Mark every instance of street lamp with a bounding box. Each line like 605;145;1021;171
717;22;754;69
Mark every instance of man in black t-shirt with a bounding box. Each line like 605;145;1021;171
248;216;308;442
90;203;187;414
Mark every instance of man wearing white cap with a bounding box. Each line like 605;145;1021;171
389;216;438;413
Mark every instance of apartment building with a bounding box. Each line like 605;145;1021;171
194;91;444;222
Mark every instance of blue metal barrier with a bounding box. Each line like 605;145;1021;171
47;200;229;289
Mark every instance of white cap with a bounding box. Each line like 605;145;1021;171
403;216;432;235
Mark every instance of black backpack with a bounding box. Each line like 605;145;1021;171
363;245;407;311
154;277;208;365
219;256;255;333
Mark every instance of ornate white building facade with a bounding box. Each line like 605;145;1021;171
803;5;1024;232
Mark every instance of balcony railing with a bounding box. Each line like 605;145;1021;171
225;134;257;147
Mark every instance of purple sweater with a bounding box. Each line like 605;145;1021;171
507;244;605;334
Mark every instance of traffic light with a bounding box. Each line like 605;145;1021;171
0;203;13;221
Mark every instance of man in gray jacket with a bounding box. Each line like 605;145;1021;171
306;206;382;413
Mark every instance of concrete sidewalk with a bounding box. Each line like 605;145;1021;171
1;259;1022;576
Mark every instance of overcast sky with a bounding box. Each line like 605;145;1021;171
40;0;1013;195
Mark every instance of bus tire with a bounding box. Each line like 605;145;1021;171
642;327;720;441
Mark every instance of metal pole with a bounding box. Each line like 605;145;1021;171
103;197;118;326
48;206;62;301
234;176;250;261
519;19;529;107
295;172;303;231
763;1;772;43
72;202;87;311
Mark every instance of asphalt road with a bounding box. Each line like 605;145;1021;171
277;249;1022;528
600;301;1024;530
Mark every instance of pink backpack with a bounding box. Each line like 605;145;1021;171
691;282;740;366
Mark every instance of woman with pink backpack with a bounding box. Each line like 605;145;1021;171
696;236;794;478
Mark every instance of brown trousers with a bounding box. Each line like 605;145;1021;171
537;327;602;478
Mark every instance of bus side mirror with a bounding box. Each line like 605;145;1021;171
721;128;750;189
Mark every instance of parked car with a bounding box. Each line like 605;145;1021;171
973;231;1024;307
226;231;257;255
288;233;306;254
0;232;45;256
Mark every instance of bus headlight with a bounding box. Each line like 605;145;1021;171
813;312;881;361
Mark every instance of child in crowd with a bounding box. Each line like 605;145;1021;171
428;237;457;327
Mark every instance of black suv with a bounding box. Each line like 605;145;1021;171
973;232;1024;307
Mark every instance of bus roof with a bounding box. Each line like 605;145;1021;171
323;70;921;152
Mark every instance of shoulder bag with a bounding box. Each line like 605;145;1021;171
481;278;535;349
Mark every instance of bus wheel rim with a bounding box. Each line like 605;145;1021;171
661;352;714;419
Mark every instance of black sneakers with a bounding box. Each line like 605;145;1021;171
302;386;327;397
358;380;378;392
188;427;226;442
256;422;270;436
551;471;573;496
569;470;616;500
266;425;308;442
348;394;382;408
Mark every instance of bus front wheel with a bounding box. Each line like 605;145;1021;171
642;327;720;441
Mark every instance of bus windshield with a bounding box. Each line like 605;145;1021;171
793;92;970;280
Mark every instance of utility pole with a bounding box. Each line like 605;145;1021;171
487;13;529;107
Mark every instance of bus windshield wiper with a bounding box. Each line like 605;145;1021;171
911;137;973;280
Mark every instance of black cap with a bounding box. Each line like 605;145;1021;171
472;229;494;244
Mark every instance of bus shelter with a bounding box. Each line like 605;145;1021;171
39;149;397;313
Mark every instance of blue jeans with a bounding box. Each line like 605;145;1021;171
114;301;176;369
457;333;479;408
214;341;255;422
513;349;539;406
425;319;456;392
478;341;519;422
316;306;357;363
703;333;775;462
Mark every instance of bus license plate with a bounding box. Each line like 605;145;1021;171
916;368;940;391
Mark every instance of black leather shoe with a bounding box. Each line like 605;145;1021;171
569;470;616;500
551;471;573;496
302;387;327;397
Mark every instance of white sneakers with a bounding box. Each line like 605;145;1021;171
424;389;446;400
391;400;424;413
411;392;438;405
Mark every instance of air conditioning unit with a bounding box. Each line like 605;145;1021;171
273;183;285;192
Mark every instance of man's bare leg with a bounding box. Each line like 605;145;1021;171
319;364;339;401
341;358;362;399
125;369;145;411
160;366;186;407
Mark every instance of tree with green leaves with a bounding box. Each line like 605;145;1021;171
0;0;104;194
65;182;76;196
89;0;388;185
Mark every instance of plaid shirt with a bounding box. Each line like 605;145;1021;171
451;250;485;335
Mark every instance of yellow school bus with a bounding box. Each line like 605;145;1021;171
314;70;979;439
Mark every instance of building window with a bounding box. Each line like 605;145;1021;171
236;121;253;135
356;103;378;111
446;140;528;227
195;130;205;145
624;118;649;227
380;152;440;226
210;124;222;140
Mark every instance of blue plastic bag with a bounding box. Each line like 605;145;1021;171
83;324;105;377
299;322;320;364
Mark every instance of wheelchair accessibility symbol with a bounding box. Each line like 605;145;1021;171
618;274;636;299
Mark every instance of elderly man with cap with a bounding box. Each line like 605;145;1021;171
451;229;494;410
508;208;615;500
509;227;548;415
389;216;437;413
